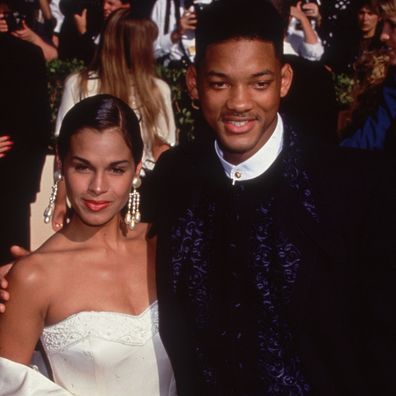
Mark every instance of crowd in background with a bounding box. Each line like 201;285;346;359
0;0;395;259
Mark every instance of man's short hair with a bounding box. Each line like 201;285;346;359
195;0;285;65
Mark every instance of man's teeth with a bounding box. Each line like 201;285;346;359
229;120;248;126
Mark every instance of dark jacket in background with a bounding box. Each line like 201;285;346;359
0;34;51;259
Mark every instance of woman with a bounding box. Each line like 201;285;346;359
56;8;176;173
51;8;176;231
0;95;176;395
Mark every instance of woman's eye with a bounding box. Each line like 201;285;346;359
75;164;90;172
110;167;125;175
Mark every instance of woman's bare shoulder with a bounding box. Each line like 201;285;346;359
9;233;80;288
153;77;171;93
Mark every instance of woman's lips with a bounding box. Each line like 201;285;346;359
83;200;111;212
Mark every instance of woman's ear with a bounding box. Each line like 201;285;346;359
135;161;143;178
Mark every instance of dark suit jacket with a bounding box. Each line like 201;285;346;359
148;125;396;396
0;34;51;202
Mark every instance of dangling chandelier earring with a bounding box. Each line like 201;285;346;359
43;173;62;224
124;176;142;230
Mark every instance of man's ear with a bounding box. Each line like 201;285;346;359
186;64;199;100
280;63;293;98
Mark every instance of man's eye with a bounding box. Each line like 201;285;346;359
209;81;228;89
255;81;270;89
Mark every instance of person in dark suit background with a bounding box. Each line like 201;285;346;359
0;1;51;262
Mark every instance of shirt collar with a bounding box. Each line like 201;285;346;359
214;114;284;185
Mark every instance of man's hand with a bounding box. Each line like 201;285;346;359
12;20;38;43
301;1;320;20
0;245;30;313
0;135;13;158
301;1;321;26
171;8;197;44
73;9;88;35
0;13;8;33
290;2;310;23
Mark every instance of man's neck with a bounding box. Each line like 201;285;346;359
214;114;284;184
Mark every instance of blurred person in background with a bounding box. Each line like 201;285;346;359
57;0;131;64
323;0;384;73
285;0;324;61
341;0;396;156
0;3;51;262
151;0;213;68
0;0;58;60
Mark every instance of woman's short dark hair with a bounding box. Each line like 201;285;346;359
57;94;143;165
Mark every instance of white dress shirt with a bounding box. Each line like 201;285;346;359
215;114;284;185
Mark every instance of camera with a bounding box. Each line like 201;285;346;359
3;11;26;32
193;0;212;16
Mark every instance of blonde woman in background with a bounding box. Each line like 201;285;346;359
56;8;176;174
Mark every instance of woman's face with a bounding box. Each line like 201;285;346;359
357;6;380;38
63;127;139;227
381;13;396;65
102;0;130;19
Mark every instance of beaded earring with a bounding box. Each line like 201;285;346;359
43;174;62;224
124;176;142;230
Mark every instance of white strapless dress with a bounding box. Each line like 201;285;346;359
0;301;177;396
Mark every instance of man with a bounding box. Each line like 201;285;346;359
150;0;396;394
0;3;51;264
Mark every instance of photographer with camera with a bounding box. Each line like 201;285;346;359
151;0;213;67
58;0;130;64
0;0;51;263
0;0;58;61
285;0;324;61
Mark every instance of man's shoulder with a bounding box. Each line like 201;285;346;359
144;140;218;223
156;140;215;176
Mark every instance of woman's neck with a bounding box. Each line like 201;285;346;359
62;214;128;248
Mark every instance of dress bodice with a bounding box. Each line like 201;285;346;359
40;301;176;396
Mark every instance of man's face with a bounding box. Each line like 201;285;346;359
187;39;292;164
357;6;380;37
381;14;396;65
102;0;130;19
